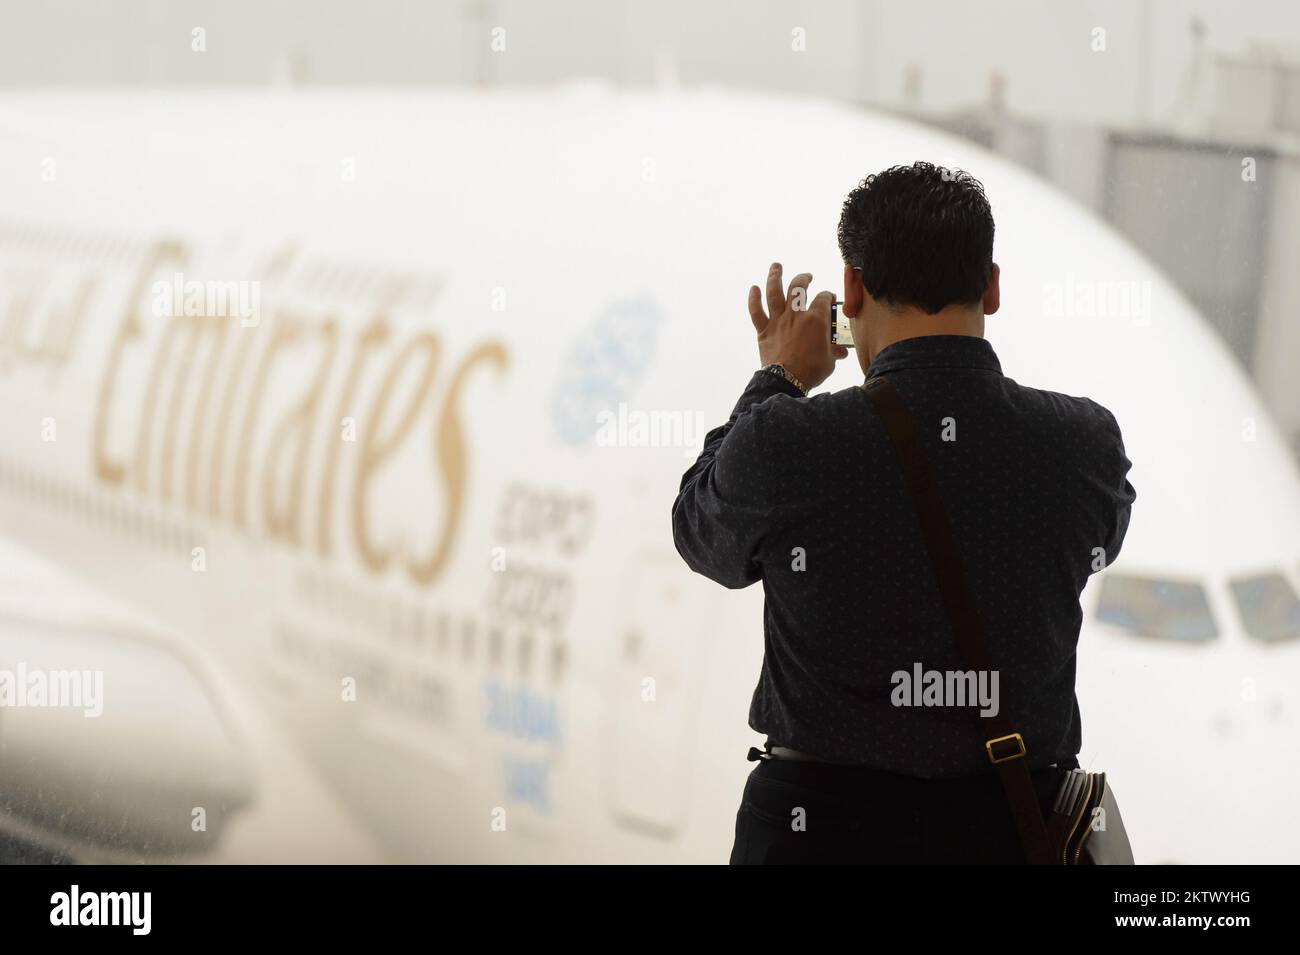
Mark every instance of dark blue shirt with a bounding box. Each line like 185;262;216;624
672;335;1136;777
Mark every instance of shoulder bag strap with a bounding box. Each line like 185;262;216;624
863;373;1056;865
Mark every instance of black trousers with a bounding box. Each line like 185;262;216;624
730;755;1070;865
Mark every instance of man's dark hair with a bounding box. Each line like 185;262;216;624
836;161;994;315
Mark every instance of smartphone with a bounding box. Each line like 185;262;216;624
830;300;854;348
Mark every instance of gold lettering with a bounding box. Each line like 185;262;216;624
316;317;389;556
93;241;186;486
158;316;227;501
185;316;232;509
262;319;338;543
42;273;97;370
232;318;303;528
408;340;508;586
351;332;440;573
207;325;260;518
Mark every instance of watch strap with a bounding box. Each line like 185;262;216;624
762;363;808;395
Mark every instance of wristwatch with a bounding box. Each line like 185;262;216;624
762;363;808;396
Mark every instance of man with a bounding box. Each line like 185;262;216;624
671;162;1137;864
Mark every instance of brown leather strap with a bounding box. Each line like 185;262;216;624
863;374;1056;865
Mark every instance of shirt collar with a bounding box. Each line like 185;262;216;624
865;334;1002;378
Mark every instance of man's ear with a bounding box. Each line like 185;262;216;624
982;262;1001;316
843;264;865;317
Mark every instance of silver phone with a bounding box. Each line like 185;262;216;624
830;299;854;348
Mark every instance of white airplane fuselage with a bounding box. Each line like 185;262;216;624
0;88;1297;863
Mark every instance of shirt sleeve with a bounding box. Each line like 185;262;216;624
1097;405;1137;567
671;370;801;589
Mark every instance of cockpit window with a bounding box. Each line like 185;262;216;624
1095;573;1217;642
1228;573;1300;643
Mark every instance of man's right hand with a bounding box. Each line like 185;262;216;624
748;263;848;391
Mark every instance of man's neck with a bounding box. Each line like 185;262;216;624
864;306;985;366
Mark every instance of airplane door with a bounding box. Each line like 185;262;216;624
604;554;709;838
